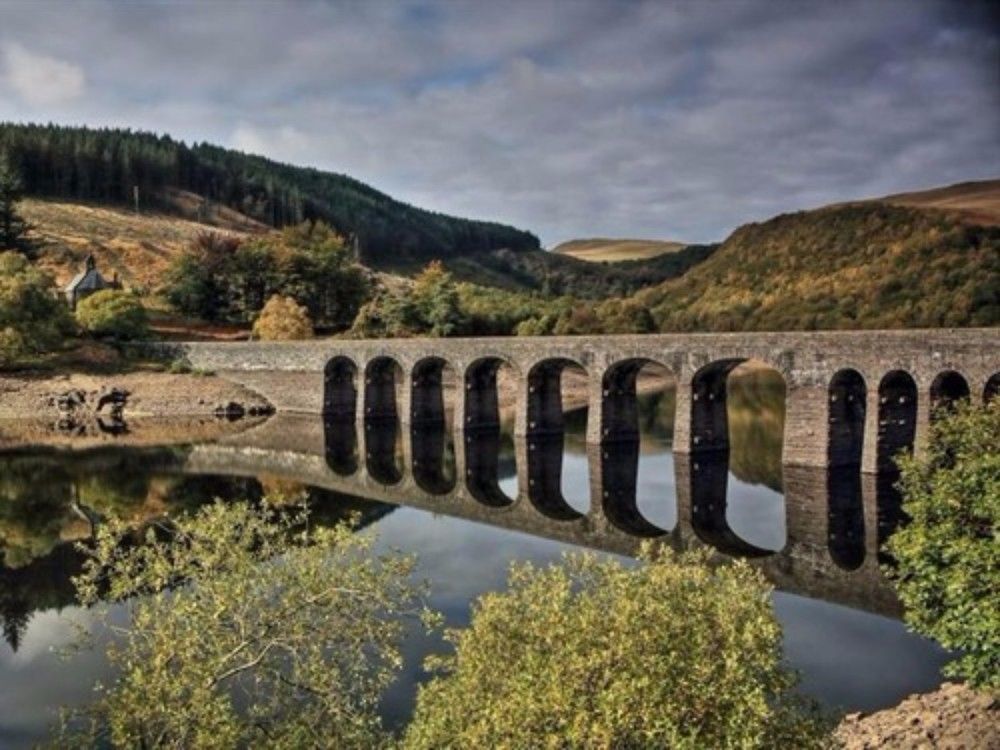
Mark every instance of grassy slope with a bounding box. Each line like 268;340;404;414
553;238;687;262
867;179;1000;227
634;199;1000;331
22;198;260;291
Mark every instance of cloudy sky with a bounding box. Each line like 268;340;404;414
0;0;997;245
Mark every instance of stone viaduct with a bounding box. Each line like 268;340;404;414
163;328;1000;474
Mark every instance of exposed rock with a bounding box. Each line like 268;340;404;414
835;682;999;750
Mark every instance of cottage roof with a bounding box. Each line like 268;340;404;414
65;255;114;294
65;267;109;293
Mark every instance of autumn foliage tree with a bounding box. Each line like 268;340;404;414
252;294;314;340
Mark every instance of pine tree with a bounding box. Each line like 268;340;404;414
0;153;31;253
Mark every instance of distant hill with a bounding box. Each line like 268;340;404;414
632;192;1000;331
552;238;687;262
868;179;1000;227
0;122;540;265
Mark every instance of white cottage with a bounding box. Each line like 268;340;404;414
64;254;119;309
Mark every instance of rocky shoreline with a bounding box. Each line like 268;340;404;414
834;682;998;749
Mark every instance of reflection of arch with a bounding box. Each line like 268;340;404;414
877;370;917;472
985;373;1000;403
876;471;906;565
690;359;745;453
600;358;669;444
828;369;866;468
412;357;451;427
930;370;970;418
526;435;584;520
599;439;666;536
365;418;403;485
526;358;586;437
464;357;512;433
412;423;455;495
464;429;515;507
688;451;772;558
323;416;358;476
323;356;358;419
364;357;402;422
827;466;864;571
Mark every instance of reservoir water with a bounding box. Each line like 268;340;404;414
0;373;949;746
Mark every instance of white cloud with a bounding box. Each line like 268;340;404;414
3;42;85;106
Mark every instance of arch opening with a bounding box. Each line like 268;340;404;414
412;423;456;495
877;370;917;473
323;416;358;476
412;357;455;427
826;466;865;571
323;356;358;420
930;370;970;419
828;369;867;468
985;373;1000;403
364;357;403;423
685;451;773;558
527;435;586;521
464;357;518;506
526;358;586;437
685;360;787;552
410;357;457;495
365;418;403;486
599;359;675;534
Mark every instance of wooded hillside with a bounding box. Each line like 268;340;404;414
633;202;999;331
0;122;540;264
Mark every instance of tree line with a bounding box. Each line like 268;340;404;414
0;122;540;264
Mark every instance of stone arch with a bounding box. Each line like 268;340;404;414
985;373;1000;403
464;356;515;433
877;370;917;472
930;370;970;418
411;356;452;427
600;358;671;444
364;356;403;422
526;357;587;437
828;369;866;468
323;356;358;419
826;466;865;571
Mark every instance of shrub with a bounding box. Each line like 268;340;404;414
887;401;1000;690
404;547;829;749
0;251;73;365
60;501;429;748
75;290;149;341
252;294;313;340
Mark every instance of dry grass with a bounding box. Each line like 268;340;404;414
866;179;1000;226
21;197;266;290
552;238;687;262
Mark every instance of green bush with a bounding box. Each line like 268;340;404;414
887;401;1000;690
0;251;73;366
75;290;149;341
405;547;829;749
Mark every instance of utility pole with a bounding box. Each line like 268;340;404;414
133;185;140;214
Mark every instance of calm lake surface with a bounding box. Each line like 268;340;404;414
0;373;949;746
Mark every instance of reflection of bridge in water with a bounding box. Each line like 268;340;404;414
185;414;914;618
